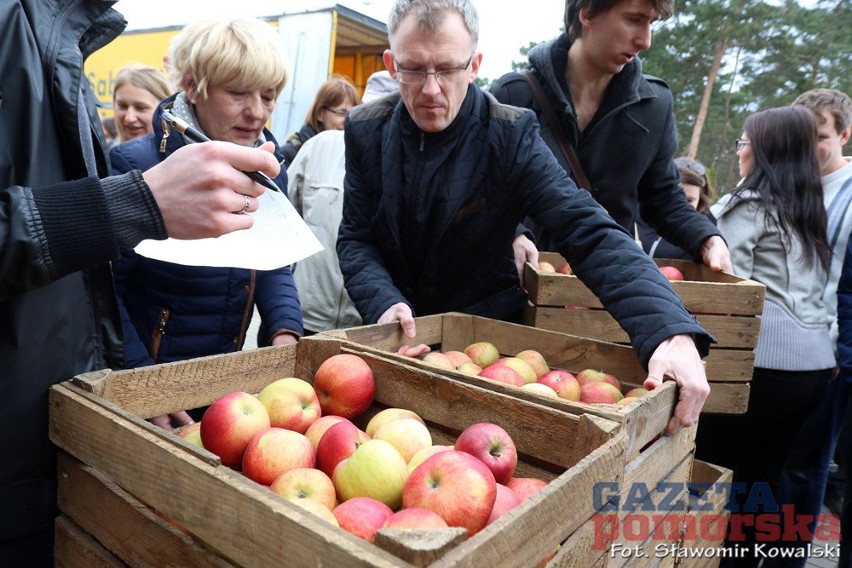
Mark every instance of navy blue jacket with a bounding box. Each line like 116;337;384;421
110;97;303;368
837;226;852;379
338;86;711;366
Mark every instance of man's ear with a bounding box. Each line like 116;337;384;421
383;50;396;77
469;51;483;83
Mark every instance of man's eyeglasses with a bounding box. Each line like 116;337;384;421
324;107;348;118
393;55;473;85
735;139;751;151
674;158;706;176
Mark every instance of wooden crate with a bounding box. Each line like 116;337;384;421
524;253;766;414
323;313;680;461
677;460;734;568
50;338;634;568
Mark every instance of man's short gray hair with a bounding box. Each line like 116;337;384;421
388;0;479;52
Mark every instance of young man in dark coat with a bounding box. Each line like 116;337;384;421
338;0;712;437
488;0;731;273
0;1;282;563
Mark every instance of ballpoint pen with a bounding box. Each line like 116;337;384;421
161;109;280;192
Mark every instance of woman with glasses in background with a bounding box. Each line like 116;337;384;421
637;157;717;260
281;75;362;167
695;106;833;567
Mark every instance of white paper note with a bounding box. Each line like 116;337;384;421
134;188;323;270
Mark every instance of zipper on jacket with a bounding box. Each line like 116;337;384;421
420;132;425;152
149;307;170;360
160;119;171;154
237;272;257;349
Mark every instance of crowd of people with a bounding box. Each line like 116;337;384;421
1;0;850;565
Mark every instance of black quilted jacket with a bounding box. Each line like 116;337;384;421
338;86;711;366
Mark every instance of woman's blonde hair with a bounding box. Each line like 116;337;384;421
168;17;289;101
113;64;172;104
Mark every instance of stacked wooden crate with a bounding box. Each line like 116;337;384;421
523;254;766;414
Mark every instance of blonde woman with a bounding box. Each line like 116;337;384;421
112;64;171;142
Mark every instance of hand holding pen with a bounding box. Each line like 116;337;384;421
161;110;281;193
139;116;282;239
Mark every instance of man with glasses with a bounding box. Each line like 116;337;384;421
489;0;731;274
338;0;714;433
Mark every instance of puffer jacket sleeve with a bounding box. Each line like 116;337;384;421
837;226;852;377
505;110;711;366
337;119;411;323
254;265;304;342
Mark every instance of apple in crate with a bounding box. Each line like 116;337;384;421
537;369;581;401
576;368;622;391
176;422;203;448
515;349;550;378
316;420;370;477
507;477;548;502
456;362;483;377
383;508;449;529
444;350;473;368
464;341;499;368
479;362;524;387
257;377;321;434
241;427;315;486
454;422;517;484
659;265;685;281
200;391;271;468
408;445;454;473
269;467;336;511
556;262;572;275
305;415;350;449
580;382;624;404
421;352;455;370
373;417;432;462
333;497;394;542
498;357;538;384
333;439;409;509
313;354;375;419
289;496;339;527
487;483;522;525
538;261;556;273
365;407;425;438
519;383;558;398
403;450;497;537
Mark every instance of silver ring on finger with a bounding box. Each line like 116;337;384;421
242;194;251;214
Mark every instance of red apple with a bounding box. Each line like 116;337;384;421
269;467;336;511
576;368;622;391
257;377;321;434
373;417;433;462
305;415;350;450
479;362;524;387
332;497;394;542
507;477;548;502
659;265;685;281
580;382;624;404
200;391;271;468
444;350;473;368
454;422;517;485
487;483;522;525
312;354;375;419
176;422;203;448
515;349;550;378
315;420;370;477
464;341;500;368
537;369;581;401
498;357;538;384
333;439;409;509
556;262;572;275
403;450;497;537
241;427;315;486
383;508;449;530
365;407;425;438
624;387;650;398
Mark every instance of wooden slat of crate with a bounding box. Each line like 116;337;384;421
56;452;230;567
50;339;628;568
526;254;765;317
523;305;759;350
677;461;733;568
55;515;125;568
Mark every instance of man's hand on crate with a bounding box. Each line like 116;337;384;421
700;235;733;273
644;334;711;434
378;302;418;338
150;411;195;430
512;234;538;287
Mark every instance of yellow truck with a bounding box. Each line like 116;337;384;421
85;3;388;141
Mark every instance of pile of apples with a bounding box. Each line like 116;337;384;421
417;343;650;406
176;353;548;541
538;260;685;282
